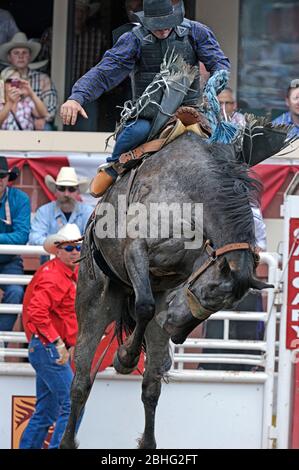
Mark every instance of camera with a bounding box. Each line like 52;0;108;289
10;78;20;88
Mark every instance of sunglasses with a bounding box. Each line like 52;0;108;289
0;173;9;179
62;245;82;253
56;185;78;193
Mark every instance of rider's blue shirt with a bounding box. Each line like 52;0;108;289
68;20;230;106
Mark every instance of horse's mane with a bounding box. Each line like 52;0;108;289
204;142;262;243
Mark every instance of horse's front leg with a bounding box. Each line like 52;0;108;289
114;239;155;374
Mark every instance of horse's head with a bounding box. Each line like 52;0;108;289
186;252;272;317
156;248;272;345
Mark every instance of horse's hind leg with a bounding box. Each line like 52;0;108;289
114;239;155;374
60;264;124;448
139;317;171;449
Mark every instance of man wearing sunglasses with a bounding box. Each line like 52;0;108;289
272;79;299;139
21;224;83;449
0;156;30;332
29;166;93;248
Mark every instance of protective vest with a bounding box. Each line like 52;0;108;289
132;19;200;106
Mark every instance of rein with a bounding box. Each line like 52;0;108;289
185;240;259;320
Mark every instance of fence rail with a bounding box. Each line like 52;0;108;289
0;249;280;379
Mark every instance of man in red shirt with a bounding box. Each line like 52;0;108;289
20;224;82;449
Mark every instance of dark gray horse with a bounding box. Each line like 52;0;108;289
60;132;271;449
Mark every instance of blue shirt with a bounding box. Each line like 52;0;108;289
0;187;31;263
29;201;93;246
69;21;230;106
272;112;299;139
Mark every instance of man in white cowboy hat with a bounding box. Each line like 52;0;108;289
21;224;83;449
61;0;230;197
29;167;93;247
0;156;30;332
0;32;57;130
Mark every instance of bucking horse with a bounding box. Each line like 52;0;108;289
60;119;288;449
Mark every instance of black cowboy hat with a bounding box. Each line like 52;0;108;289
0;156;20;182
134;0;184;30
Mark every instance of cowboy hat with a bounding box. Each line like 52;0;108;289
0;32;41;63
43;224;82;255
0;156;20;182
134;0;184;30
45;167;90;194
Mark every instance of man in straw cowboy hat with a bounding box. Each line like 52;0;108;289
29;167;93;247
20;224;83;449
0;32;57;130
61;0;230;197
0;156;30;332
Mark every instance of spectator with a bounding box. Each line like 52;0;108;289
0;8;19;46
272;79;299;139
0;32;58;130
20;224;83;449
29;167;93;247
72;0;107;84
218;86;246;129
0;156;30;332
0;67;48;130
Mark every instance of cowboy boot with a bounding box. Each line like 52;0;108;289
89;170;115;197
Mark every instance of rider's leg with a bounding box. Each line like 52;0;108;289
90;119;151;197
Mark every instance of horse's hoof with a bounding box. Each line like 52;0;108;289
113;350;139;375
59;438;78;449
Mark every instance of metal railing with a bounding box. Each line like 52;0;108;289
0;246;282;448
0;248;280;372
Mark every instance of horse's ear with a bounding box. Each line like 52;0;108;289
249;278;274;290
218;257;231;276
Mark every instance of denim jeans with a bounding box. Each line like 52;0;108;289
19;337;81;449
106;119;151;178
0;257;24;331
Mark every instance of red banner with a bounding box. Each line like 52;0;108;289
286;218;299;349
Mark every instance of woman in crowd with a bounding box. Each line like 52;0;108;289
0;66;47;130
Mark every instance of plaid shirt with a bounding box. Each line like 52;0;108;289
28;70;58;122
69;20;230;106
0;97;35;130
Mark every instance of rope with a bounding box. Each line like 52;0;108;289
203;69;239;144
108;50;198;144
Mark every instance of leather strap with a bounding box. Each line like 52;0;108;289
119;139;166;164
187;241;252;288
